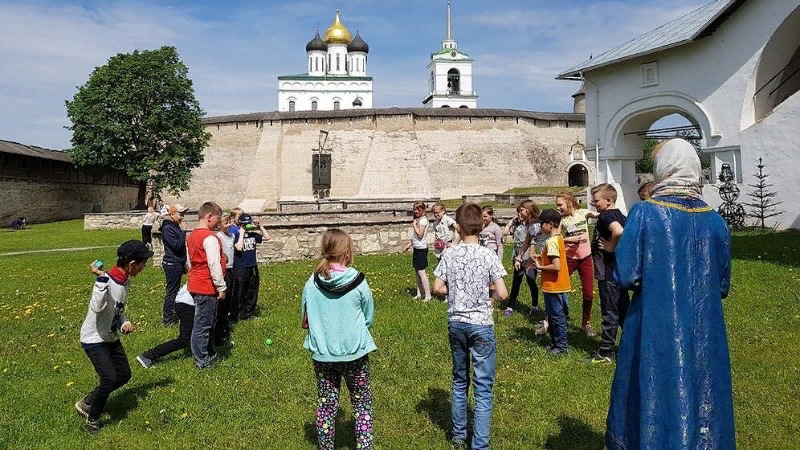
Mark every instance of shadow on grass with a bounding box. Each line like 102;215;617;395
544;415;604;450
106;377;175;422
730;231;800;267
304;416;356;448
512;326;598;355
415;387;451;437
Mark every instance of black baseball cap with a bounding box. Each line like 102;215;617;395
117;240;154;260
538;209;562;225
239;214;253;225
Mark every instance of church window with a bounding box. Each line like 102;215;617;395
334;101;340;110
447;68;461;94
312;100;318;111
315;58;318;72
289;101;296;112
336;54;340;71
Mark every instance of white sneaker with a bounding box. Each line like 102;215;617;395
534;319;549;335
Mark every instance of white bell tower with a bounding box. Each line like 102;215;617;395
423;2;478;108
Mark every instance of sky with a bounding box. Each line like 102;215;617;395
0;0;709;150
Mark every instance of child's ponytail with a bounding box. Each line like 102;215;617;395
315;229;354;279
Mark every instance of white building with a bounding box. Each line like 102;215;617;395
423;2;478;108
558;0;800;229
278;10;372;112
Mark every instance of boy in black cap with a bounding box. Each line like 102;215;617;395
231;213;270;320
75;240;152;433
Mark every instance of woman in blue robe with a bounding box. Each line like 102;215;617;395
606;139;735;449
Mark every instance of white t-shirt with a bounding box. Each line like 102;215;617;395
433;215;456;242
434;244;507;326
411;216;430;249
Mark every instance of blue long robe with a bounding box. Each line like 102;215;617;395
607;196;735;450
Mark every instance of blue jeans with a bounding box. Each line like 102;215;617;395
191;294;218;368
448;321;496;450
544;292;569;352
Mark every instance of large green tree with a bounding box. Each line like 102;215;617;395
66;46;209;205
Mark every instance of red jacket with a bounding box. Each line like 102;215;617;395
187;228;226;295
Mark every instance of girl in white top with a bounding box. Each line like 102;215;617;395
403;201;431;301
479;206;504;261
431;202;458;258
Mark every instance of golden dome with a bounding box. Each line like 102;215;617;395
323;10;352;45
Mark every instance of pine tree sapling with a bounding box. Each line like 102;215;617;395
744;157;784;230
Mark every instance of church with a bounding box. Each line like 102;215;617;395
558;0;800;228
423;2;478;108
277;9;372;112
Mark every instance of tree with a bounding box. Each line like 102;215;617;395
744;157;783;230
66;46;210;206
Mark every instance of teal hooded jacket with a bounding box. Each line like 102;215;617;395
301;267;376;362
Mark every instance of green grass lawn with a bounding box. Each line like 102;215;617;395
0;223;798;449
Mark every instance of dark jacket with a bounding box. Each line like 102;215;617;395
160;218;187;265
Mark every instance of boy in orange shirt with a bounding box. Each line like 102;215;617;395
534;209;572;355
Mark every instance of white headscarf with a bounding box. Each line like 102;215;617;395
653;138;701;184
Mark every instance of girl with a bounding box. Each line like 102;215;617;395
431;202;457;259
555;191;595;336
141;207;159;248
502;200;541;317
215;213;235;345
479;206;504;261
403;201;431;301
302;229;376;450
77;240;152;433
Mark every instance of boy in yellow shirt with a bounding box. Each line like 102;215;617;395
534;209;572;355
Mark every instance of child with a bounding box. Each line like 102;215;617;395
160;203;188;326
433;202;508;450
586;184;629;364
215;213;236;345
187;202;227;369
534;209;572;356
141;207;159;248
502;200;541;317
431;202;457;259
555;191;595;336
403;200;431;301
136;285;195;368
302;229;376;450
479;206;504;261
76;240;153;433
232;213;270;320
638;181;655;200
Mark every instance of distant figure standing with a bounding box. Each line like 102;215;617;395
141;207;159;248
479;206;503;261
606;139;735;449
403;201;431;301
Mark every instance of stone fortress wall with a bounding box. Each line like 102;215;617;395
163;108;585;211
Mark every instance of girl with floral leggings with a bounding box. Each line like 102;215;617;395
302;229;377;449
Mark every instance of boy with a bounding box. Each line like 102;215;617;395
232;213;270;320
187;202;227;369
433;202;508;450
76;240;153;433
586;184;629;364
534;209;572;356
160;204;188;325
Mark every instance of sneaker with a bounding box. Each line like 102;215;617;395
534;319;549;335
503;307;513;317
581;323;597;337
586;353;613;365
82;417;102;434
422;297;432;302
529;306;542;315
451;439;467;450
548;347;567;357
74;399;91;418
136;354;153;369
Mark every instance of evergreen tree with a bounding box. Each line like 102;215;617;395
744;158;783;230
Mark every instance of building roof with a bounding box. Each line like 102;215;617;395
278;74;373;81
306;31;328;52
347;31;369;53
557;0;745;80
0;139;73;163
202;108;585;125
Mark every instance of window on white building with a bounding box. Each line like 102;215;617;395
641;62;659;87
336;54;340;71
334;101;340;110
312;101;318;111
289;101;295;112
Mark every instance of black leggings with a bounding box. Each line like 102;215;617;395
82;340;131;421
142;303;195;361
507;266;539;308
